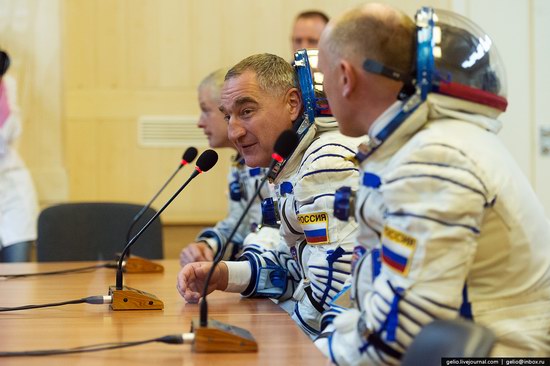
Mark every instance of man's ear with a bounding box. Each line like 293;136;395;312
286;87;302;121
340;60;356;98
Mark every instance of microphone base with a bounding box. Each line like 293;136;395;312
109;285;164;310
191;319;258;353
190;318;258;353
124;256;164;273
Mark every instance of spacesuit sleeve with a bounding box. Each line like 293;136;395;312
320;143;493;365
290;142;360;311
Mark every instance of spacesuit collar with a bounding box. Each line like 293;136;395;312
364;93;503;161
273;117;339;184
427;94;502;134
364;100;429;160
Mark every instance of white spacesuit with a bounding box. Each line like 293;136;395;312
316;8;550;364
196;157;270;260
223;50;362;337
226;118;361;337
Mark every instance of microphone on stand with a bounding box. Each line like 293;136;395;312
122;147;198;274
192;130;299;352
110;149;218;311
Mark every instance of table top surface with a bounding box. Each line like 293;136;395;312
0;260;327;365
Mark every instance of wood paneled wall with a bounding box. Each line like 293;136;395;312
8;0;547;224
61;0;440;223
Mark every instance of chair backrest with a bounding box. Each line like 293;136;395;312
401;319;495;366
37;202;163;262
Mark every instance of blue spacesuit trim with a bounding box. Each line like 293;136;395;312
299;193;335;208
311;153;348;164
420;142;491;192
308;266;349;276
399;296;437;320
403;161;488;194
385;174;488;204
404;293;459;312
253;265;287;298
240;253;259;297
373;291;392;306
279;181;293;195
460;284;474;320
372;248;381;278
327;332;339;365
197;229;221;246
321;315;336;331
358;199;381;236
310;282;326;299
242;245;264;256
314;274;347;286
282;200;303;235
300;143;357;170
385;290;402;342
317;247;346;306
363;172;382;188
248;167;261;176
294;302;320;335
398;307;424;329
302;168;359;179
386;211;480;234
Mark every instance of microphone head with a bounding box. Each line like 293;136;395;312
182;147;198;164
272;130;299;161
196;149;219;173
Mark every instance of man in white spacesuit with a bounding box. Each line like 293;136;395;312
0;49;38;262
315;3;550;363
179;68;271;266
177;51;361;337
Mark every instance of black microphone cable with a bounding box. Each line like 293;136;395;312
0;333;195;357
0;262;118;280
199;130;299;326
0;295;112;312
0;150;218;313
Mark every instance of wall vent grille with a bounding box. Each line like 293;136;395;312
138;115;206;147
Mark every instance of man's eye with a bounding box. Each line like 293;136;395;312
242;109;253;116
224;114;230;122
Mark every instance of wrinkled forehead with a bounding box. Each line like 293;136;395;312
219;72;263;112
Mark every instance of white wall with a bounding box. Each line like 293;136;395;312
534;0;550;216
449;0;550;215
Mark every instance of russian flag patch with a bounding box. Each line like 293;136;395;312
381;226;416;276
297;212;330;245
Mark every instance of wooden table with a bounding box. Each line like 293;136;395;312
0;260;327;365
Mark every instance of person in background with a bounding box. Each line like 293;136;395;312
315;3;550;363
177;52;361;338
291;10;329;53
0;49;38;262
179;69;274;266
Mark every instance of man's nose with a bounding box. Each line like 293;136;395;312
227;118;246;142
197;114;206;128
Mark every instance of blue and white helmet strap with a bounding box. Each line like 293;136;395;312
359;7;434;155
415;6;436;100
294;49;317;125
